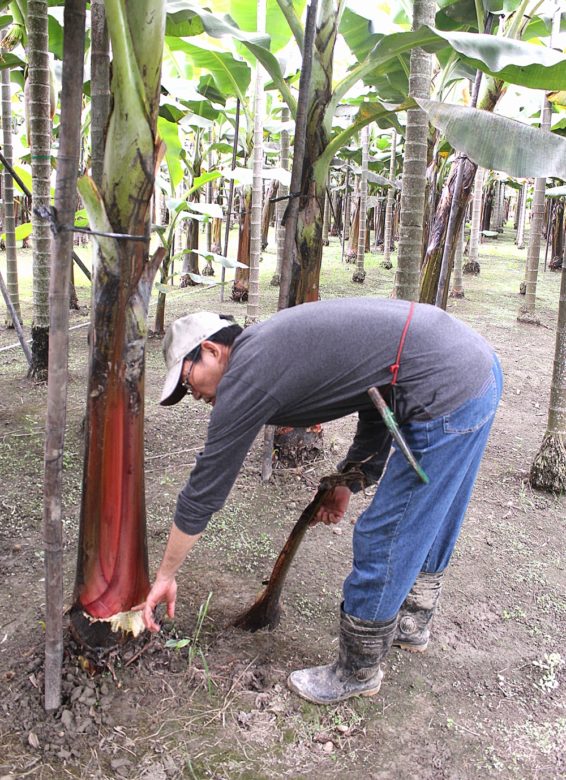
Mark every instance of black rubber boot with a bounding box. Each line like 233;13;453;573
393;570;445;653
287;608;397;704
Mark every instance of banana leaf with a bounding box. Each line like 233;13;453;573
418;99;566;180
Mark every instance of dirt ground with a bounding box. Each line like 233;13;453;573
0;231;565;779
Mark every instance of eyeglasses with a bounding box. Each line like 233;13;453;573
181;361;196;396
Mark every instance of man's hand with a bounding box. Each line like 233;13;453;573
133;575;177;633
133;524;202;632
312;485;352;526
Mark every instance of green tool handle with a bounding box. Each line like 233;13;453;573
368;386;430;484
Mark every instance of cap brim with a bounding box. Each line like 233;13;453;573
159;357;186;406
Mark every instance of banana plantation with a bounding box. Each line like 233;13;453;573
0;0;565;777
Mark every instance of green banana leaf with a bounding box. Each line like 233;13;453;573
188;273;219;286
418;99;566;179
1;221;32;243
194;249;247;269
185;202;223;219
165;37;251;102
165;0;269;48
158;116;183;190
225;0;306;53
47;13;64;59
546;185;566;197
339;5;389;62
337;25;566;105
222;166;291;186
235;42;296;114
428;28;566;90
0;51;24;69
168;1;296;113
197;75;227;106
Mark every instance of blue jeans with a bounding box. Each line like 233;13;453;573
343;355;503;622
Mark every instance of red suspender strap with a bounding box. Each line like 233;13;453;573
390;301;415;386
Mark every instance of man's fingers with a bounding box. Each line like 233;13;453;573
143;604;160;633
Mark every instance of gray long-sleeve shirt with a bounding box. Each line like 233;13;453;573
173;298;495;535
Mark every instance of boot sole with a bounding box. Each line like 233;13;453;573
287;677;383;705
393;641;429;653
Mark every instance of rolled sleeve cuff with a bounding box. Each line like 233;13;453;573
173;494;212;536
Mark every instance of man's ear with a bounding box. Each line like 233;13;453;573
200;340;219;357
201;340;228;361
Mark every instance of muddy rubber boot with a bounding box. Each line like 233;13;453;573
287;609;397;705
394;570;445;653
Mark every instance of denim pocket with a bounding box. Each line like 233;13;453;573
443;372;498;435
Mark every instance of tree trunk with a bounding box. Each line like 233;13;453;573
90;0;110;189
381;129;397;269
518;92;552;324
261;180;277;250
211;212;222;255
424;12;496;306
346;190;360;263
352;126;368;283
43;0;86;712
180;137;202;287
394;0;435;301
551;201;564;268
232;187;251;301
516;181;528;250
419;70;504;305
450;220;465;298
322;181;331;246
419;157;477;304
27;1;52;378
1;35;21;328
274;0;324;463
491;180;500;231
331;189;341;236
72;0;166;648
246;0;265;326
271;105;289;286
343;176;351;243
464;166;483;275
206;128;213;252
530;261;566;492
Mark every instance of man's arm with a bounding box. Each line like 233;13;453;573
135;524;202;632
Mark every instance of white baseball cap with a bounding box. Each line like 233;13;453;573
160;312;229;406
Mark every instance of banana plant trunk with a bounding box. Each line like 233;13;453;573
72;0;166;648
285;0;339;307
419;73;504;305
419;155;477;305
232;187;252;302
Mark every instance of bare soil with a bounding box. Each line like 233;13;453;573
0;232;565;779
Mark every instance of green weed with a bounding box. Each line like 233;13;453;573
165;591;214;690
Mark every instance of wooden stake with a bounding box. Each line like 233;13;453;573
43;0;87;712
